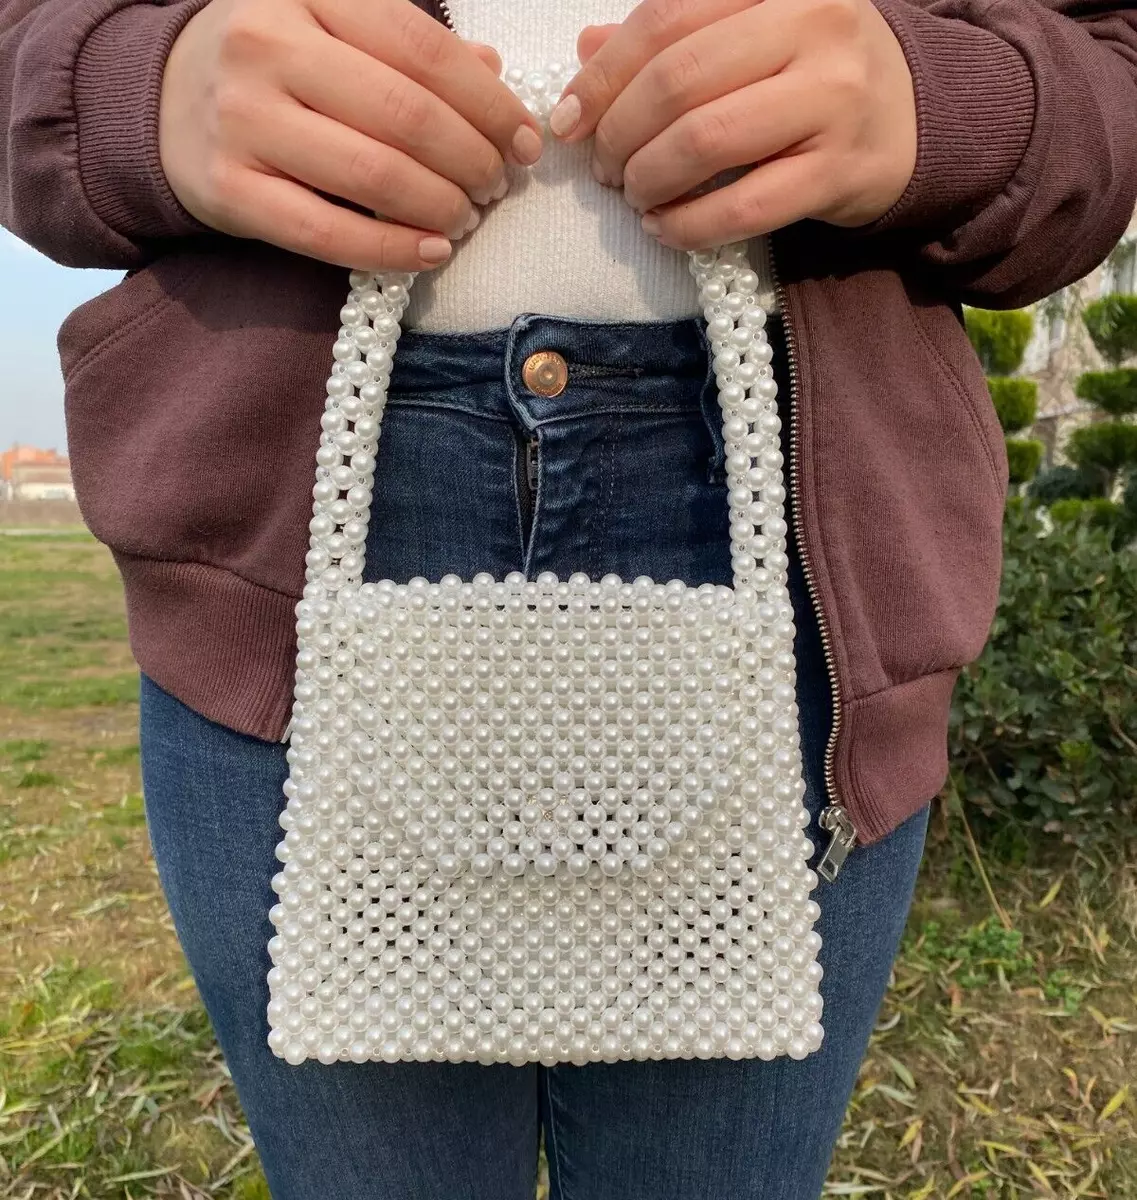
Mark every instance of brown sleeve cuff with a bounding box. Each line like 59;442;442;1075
73;0;215;243
856;0;1036;235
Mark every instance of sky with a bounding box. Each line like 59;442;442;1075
0;228;124;454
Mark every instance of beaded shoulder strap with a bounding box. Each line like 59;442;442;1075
312;246;784;602
306;65;788;609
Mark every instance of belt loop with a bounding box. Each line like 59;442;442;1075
503;313;541;435
695;318;727;485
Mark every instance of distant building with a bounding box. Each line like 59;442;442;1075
1021;209;1137;464
0;443;75;502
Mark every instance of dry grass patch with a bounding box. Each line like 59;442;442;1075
1;534;1134;1199
0;534;269;1197
827;810;1136;1198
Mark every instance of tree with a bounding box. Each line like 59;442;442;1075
964;308;1042;487
1032;295;1137;546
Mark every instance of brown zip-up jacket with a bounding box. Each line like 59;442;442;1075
2;0;1135;848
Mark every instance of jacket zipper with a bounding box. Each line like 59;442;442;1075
766;232;858;881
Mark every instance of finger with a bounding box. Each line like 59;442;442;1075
465;40;503;75
575;23;618;65
310;0;544;165
282;31;505;204
253;100;477;240
549;0;753;143
220;167;453;271
621;74;821;213
642;151;831;249
591;6;793;187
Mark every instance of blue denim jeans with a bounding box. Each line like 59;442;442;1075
139;313;929;1200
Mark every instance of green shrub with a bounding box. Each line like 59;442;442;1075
988;377;1039;433
1049;497;1122;528
1081;295;1137;367
1120;474;1137;547
1005;438;1044;484
1067;421;1137;477
964;308;1035;375
1050;494;1137;550
950;502;1137;844
1124;470;1137;517
1074;368;1137;417
1028;464;1104;504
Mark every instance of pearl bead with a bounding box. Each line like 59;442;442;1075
269;55;823;1070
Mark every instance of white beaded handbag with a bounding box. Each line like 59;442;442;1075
266;61;825;1069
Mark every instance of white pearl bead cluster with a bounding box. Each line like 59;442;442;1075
267;63;823;1069
502;61;576;121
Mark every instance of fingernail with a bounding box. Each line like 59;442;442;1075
590;157;608;186
464;207;481;234
492;174;509;200
419;236;452;263
549;93;581;138
448;209;474;239
511;124;544;165
641;213;662;237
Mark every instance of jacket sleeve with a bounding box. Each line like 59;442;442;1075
859;0;1137;310
1;0;214;268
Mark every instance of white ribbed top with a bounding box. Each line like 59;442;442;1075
402;0;777;332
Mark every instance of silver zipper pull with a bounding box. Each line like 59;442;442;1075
816;805;857;882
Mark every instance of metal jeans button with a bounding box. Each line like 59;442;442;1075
521;350;568;397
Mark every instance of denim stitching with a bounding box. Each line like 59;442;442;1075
542;1068;569;1200
509;313;705;337
390;395;703;420
404;326;513;341
512;428;527;564
385;396;513;421
587;415;613;580
694;320;726;485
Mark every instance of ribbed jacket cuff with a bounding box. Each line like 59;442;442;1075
73;0;215;243
858;0;1036;234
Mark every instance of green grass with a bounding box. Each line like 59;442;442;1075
16;768;63;789
0;811;71;864
0;671;141;710
1;738;51;763
88;742;141;766
0;532;1134;1199
0;535;137;709
0;526;95;541
99;790;147;828
0;963;268;1196
1042;967;1090;1015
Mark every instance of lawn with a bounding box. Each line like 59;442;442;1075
0;533;1133;1198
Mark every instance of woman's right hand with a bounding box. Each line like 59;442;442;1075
158;0;545;271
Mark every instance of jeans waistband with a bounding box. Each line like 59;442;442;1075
390;312;788;479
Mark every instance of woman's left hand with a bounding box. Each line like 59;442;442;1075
548;0;917;250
